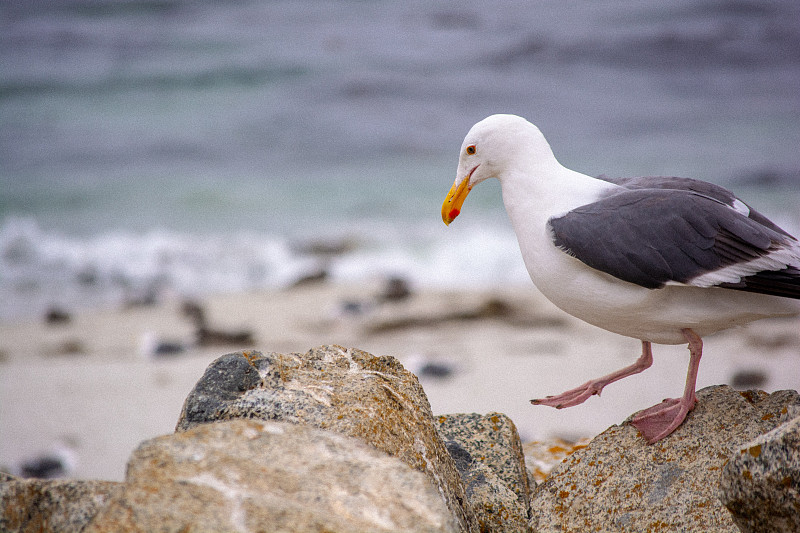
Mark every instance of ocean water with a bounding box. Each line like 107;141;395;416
2;0;800;320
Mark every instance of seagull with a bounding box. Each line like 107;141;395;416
442;114;800;443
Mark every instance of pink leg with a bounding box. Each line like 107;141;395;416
531;340;653;409
631;329;703;443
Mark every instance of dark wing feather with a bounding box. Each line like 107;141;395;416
720;267;800;299
548;188;798;293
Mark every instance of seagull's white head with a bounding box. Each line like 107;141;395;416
442;114;556;225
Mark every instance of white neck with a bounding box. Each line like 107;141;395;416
500;161;613;227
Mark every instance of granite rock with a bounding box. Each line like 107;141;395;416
522;438;591;485
719;411;800;533
529;385;800;532
0;476;121;533
86;419;458;533
176;345;478;532
436;412;531;532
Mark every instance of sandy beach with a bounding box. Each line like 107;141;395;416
2;280;799;482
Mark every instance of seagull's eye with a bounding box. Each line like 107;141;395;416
466;145;476;155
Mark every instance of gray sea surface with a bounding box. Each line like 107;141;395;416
2;0;799;319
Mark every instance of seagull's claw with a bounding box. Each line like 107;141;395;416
530;380;606;409
631;396;697;443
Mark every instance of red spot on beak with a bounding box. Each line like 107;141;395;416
448;208;460;220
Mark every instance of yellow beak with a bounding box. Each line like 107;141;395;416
441;177;472;225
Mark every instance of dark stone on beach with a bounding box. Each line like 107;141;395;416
378;276;412;302
14;440;78;480
339;299;373;315
121;281;161;308
85;420;457;533
419;361;455;379
529;386;800;532
290;268;329;287
474;298;512;318
719;409;800;533
76;267;98;287
182;301;255;346
436;412;532;532
736;167;798;187
731;369;769;389
0;476;122;533
45;339;86;357
149;341;185;357
365;297;510;334
293;237;358;257
20;457;67;479
176;346;480;532
367;296;568;334
45;307;71;325
745;330;800;350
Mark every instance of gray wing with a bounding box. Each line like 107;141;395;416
598;175;794;237
548;187;800;297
